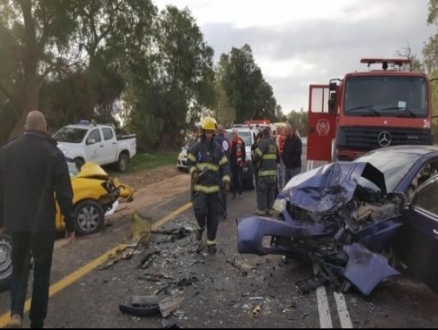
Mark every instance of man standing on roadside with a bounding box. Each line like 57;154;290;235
0;111;76;329
214;125;231;219
282;124;302;184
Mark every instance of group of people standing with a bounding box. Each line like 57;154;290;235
186;117;303;256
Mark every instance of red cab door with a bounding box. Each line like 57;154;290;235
307;84;336;162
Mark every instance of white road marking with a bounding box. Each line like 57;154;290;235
313;263;333;328
333;291;353;328
307;159;354;329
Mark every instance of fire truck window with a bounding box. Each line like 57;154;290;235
311;88;329;113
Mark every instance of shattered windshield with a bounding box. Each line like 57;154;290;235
67;160;78;177
354;150;420;191
344;76;428;117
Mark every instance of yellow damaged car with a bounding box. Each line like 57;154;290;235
0;159;134;291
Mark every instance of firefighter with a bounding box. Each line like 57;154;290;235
253;126;279;216
251;129;263;193
187;117;230;255
214;124;231;219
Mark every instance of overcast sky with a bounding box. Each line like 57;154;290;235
154;0;436;114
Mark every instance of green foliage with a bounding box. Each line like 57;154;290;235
218;44;279;123
0;1;283;149
286;110;308;137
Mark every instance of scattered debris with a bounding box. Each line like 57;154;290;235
159;292;185;318
119;295;160;317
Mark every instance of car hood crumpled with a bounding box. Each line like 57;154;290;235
76;162;110;180
279;162;387;214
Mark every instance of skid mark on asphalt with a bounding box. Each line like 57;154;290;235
0;202;193;327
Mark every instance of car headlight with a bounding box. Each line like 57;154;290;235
272;198;286;213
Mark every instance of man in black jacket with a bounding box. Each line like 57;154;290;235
282;124;302;185
0;111;76;329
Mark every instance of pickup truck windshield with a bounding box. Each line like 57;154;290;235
53;127;88;143
226;131;252;146
344;76;428;117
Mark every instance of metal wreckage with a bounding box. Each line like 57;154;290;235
237;162;409;296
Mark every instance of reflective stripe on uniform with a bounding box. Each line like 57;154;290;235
218;155;228;166
258;170;277;177
194;184;220;193
222;175;230;183
189;166;197;175
196;162;219;172
207;239;217;245
187;153;197;162
255;148;263;157
262;154;277;160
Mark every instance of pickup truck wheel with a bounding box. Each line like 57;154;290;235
0;235;13;292
74;158;85;171
117;153;129;173
74;200;105;235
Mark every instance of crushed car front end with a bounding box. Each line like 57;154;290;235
237;161;406;296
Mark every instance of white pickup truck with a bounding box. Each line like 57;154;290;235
53;122;137;172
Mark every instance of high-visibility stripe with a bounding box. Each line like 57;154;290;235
262;154;277;160
189;166;197;175
255;148;263;156
207;239;217;245
258;170;277;177
193;184;220;193
187;153;196;162
219;156;228;166
196;162;219;172
222;175;230;183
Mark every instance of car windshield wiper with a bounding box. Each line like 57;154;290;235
379;107;417;118
346;105;381;116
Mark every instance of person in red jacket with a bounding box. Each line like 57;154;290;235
230;128;246;199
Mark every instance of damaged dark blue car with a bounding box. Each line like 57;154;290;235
237;145;438;296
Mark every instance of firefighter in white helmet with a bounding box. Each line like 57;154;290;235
186;117;230;254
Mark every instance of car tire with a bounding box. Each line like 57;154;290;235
0;234;13;293
74;200;105;235
117;153;129;173
74;157;85;171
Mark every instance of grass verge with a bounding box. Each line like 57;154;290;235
123;151;180;173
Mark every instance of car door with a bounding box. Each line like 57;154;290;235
401;175;438;293
101;127;117;164
85;128;103;163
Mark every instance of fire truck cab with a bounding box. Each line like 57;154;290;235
307;58;433;163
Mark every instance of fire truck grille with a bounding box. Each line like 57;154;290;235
338;126;432;151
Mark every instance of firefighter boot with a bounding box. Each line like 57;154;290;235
207;244;217;255
6;314;22;328
195;227;204;241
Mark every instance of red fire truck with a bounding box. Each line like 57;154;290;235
307;58;434;163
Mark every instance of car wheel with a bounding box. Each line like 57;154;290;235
117;153;129;173
0;235;13;292
74;200;105;235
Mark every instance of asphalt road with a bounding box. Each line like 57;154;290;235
0;147;438;328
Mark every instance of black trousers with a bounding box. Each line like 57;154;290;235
192;192;219;244
10;232;55;328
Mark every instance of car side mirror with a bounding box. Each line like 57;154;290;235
86;138;96;145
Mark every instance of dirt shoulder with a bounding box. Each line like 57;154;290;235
107;165;191;222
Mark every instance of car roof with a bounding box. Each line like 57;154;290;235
368;145;438;156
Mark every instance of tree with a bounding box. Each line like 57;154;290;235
126;5;216;151
0;0;78;140
219;44;278;122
